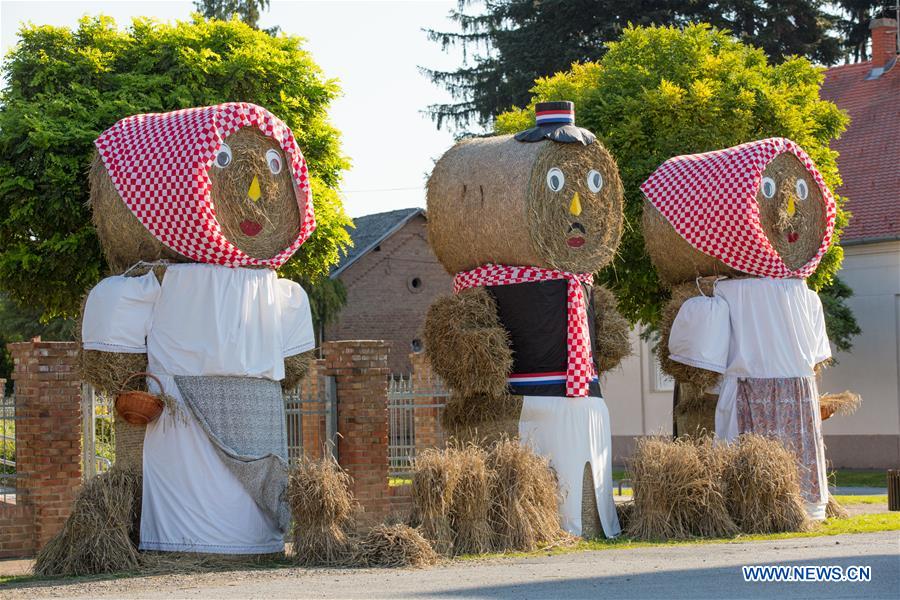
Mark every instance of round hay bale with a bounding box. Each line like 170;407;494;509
90;127;301;272
288;457;356;566
719;434;811;533
448;444;493;555
486;438;562;552
643;151;827;285
427;135;623;275
34;466;143;577
411;447;462;555
352;524;438;568
674;385;718;438
626;436;736;540
756;152;827;271
423;288;512;399
441;393;523;446
90;153;187;274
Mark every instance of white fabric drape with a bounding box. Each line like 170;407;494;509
82;263;315;553
519;395;621;538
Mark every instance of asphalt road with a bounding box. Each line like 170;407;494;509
5;531;899;599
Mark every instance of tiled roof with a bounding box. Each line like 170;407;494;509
819;60;900;243
330;207;424;277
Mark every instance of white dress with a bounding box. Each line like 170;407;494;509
83;264;315;553
669;277;831;519
518;395;621;538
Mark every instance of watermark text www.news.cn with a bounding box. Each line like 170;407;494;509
743;565;872;582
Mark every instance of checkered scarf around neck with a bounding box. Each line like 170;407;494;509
454;264;596;397
94;102;316;269
640;138;835;279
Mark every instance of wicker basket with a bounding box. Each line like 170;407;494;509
115;372;165;426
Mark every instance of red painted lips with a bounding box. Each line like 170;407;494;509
567;236;585;248
240;220;262;237
787;232;799;244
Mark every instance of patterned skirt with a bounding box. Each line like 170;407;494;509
735;376;827;510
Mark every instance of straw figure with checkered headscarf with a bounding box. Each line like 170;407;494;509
641;138;847;521
73;103;317;559
424;102;631;540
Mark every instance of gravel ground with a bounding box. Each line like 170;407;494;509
3;531;898;600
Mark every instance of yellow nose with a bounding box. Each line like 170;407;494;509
247;175;261;202
569;192;582;217
786;195;796;217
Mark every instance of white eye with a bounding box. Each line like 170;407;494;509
214;143;232;168
761;177;776;199
546;167;565;192
266;149;283;175
586;169;603;193
795;179;809;200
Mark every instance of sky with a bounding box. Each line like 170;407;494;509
0;0;468;218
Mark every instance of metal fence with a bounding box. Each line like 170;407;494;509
387;372;450;477
284;375;337;464
1;390;16;504
82;376;337;479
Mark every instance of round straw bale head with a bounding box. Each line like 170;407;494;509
427;135;623;275
90;126;301;272
643;151;827;286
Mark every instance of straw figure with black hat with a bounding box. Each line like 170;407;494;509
424;101;631;539
641;138;856;521
44;103;318;572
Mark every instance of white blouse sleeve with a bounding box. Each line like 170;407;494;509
668;294;730;374
279;279;316;357
82;272;160;353
809;289;833;365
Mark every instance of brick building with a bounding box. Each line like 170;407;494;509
325;208;453;374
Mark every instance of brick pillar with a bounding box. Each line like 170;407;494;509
411;352;443;452
322;340;390;525
300;359;327;459
6;340;82;552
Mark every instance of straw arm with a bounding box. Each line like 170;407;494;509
656;281;722;392
592;285;632;373
282;349;316;391
423;288;513;398
79;349;149;395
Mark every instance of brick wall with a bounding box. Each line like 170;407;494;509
1;340;82;558
325;215;453;374
410;352;444;453
323;340;391;526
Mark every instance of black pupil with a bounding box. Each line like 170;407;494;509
592;173;600;187
551;175;560;189
217;152;228;166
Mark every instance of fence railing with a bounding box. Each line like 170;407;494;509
1;390;16;504
82;375;337;479
387;371;450;477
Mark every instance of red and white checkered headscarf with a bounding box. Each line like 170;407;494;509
94;102;315;268
454;264;595;398
640;138;835;278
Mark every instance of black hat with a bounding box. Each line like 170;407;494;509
514;101;595;145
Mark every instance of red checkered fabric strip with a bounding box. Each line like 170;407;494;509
94;102;315;269
454;264;596;398
640;138;835;279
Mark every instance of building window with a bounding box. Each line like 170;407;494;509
411;338;423;353
407;276;423;293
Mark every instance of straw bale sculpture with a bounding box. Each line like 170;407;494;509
424;102;630;539
641;137;847;520
73;103;317;560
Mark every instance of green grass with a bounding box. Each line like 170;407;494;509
831;469;887;488
834;494;888;505
458;512;900;560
